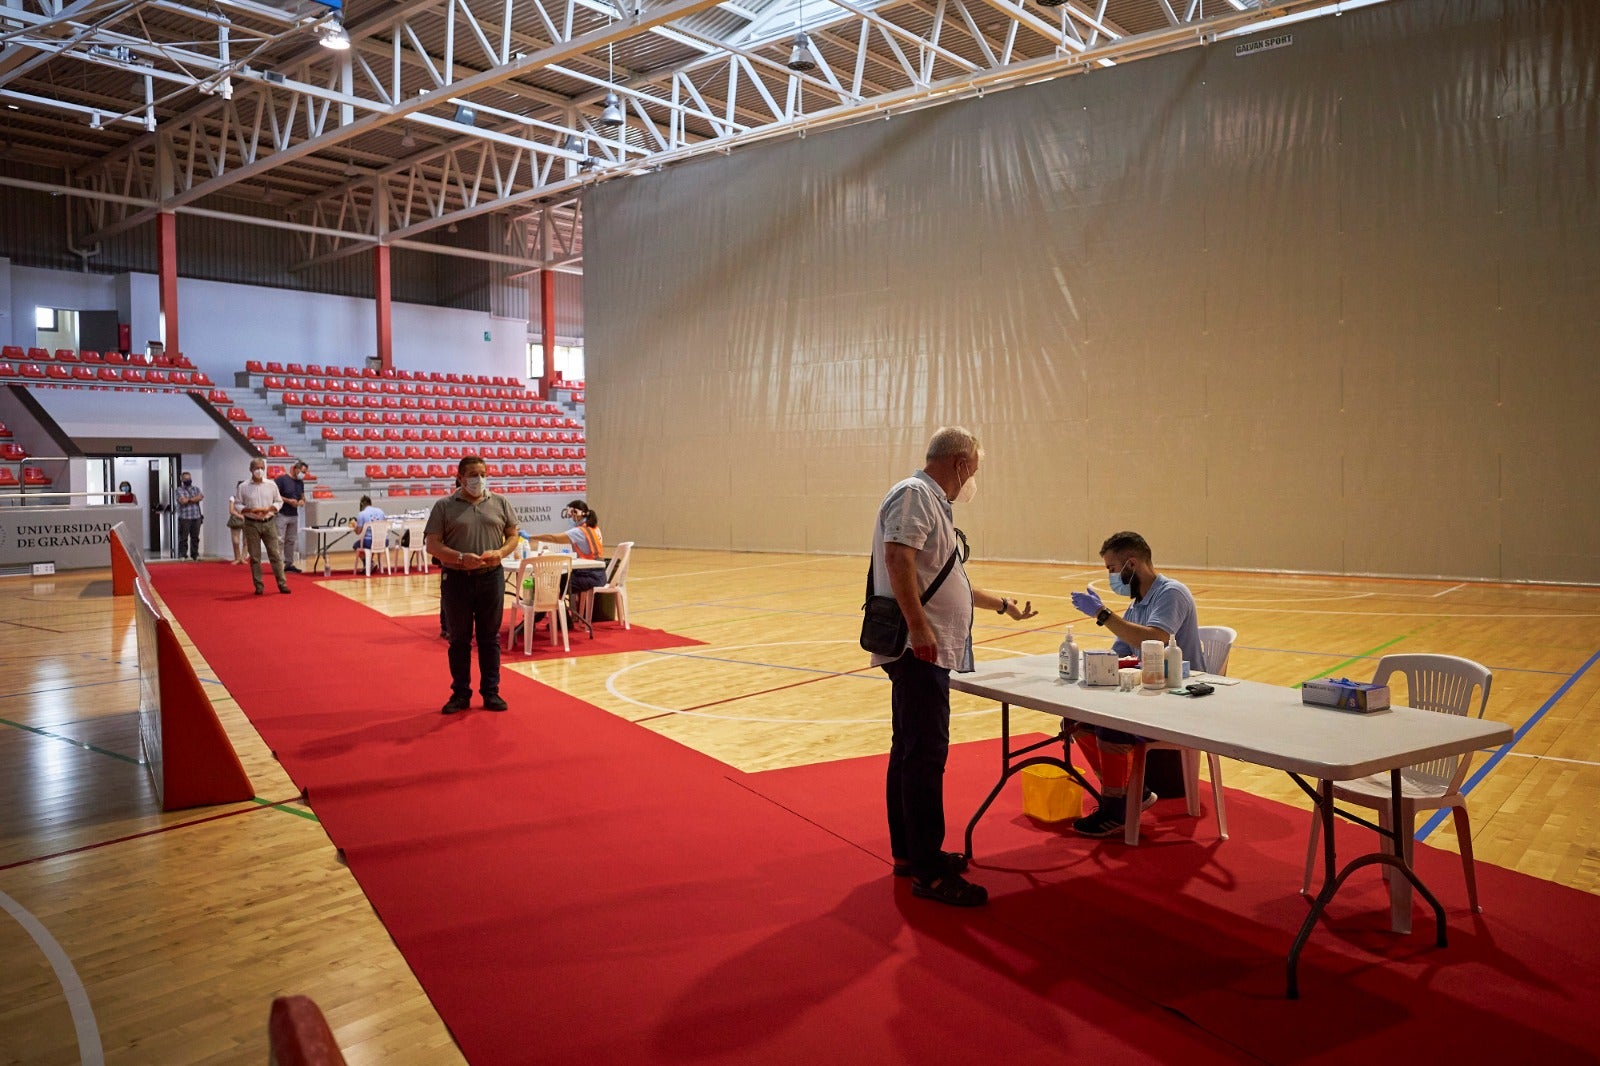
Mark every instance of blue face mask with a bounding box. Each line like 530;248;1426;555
1108;562;1134;598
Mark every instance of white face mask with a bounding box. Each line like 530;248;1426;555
251;468;265;480
953;458;978;505
463;475;487;496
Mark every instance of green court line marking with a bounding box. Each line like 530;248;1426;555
250;796;320;822
1293;634;1409;688
0;716;142;764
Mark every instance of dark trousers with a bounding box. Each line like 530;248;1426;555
177;518;202;559
441;567;505;699
883;650;952;874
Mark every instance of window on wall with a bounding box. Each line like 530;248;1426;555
527;342;585;382
35;306;57;332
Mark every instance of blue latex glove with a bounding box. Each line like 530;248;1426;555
1071;589;1104;618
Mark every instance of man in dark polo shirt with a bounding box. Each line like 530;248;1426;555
424;455;521;714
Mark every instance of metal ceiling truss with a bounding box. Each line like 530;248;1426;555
2;0;1357;274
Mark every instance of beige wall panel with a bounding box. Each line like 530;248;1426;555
586;0;1600;584
1345;495;1503;579
1202;500;1346;575
1503;499;1600;585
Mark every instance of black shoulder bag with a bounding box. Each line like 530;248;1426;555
860;549;959;656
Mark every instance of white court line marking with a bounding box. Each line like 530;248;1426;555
606;640;1031;724
1503;751;1600;768
0;889;103;1065
1433;583;1467;598
628;559;821;582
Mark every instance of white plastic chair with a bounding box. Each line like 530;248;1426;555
353;518;392;576
1302;653;1492;927
398;518;430;574
582;541;634;630
506;554;572;654
1122;625;1237;846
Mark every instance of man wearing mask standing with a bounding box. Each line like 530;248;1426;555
175;471;204;561
274;461;309;573
870;426;1037;907
237;458;290;596
1067;531;1203;838
424;456;521;714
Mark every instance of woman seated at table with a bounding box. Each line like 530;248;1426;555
349;495;388;549
525;499;606;596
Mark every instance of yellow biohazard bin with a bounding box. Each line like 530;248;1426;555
1019;764;1083;822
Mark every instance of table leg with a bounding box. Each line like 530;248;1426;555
962;705;1099;861
1285;772;1448;998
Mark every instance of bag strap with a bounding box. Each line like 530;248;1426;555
865;547;959;607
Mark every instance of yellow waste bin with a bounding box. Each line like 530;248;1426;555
1019;764;1083;822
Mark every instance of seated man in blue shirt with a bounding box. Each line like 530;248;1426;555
1068;530;1203;838
349;495;387;549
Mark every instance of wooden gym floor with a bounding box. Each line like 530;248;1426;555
2;549;1597;1063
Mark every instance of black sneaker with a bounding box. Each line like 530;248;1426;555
482;694;508;712
1072;806;1126;838
284;565;302;573
441;695;470;714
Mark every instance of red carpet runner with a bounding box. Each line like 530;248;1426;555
152;564;1600;1064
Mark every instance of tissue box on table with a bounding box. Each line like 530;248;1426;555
1301;678;1390;712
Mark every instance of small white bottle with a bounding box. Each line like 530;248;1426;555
1164;638;1183;690
1058;628;1079;682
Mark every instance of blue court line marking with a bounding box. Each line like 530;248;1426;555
1416;647;1600;842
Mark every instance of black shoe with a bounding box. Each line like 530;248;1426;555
441;695;470;714
482;694;508;712
911;873;988;907
1072;806;1127;838
284;565;302;573
254;586;264;596
278;585;292;594
439;630;450;640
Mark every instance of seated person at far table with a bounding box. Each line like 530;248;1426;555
349;495;388;549
1067;530;1204;839
524;499;607;597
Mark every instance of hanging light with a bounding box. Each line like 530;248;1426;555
561;134;583;153
787;32;816;72
317;15;350;50
600;32;623;128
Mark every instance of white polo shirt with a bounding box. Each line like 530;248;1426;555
869;470;974;672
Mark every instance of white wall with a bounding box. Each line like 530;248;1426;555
3;263;532;384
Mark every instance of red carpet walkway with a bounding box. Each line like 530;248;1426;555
152;564;1600;1064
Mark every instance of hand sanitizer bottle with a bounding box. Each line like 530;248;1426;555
1059;628;1079;682
1164;638;1183;690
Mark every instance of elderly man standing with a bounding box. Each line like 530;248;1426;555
237;457;290;596
424;455;521;714
174;470;204;561
870;426;1037;907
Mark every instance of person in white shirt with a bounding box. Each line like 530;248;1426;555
236;457;290;596
870;426;1037;907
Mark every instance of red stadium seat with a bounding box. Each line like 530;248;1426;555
208;389;231;403
365;465;386;479
46;364;71;379
286;363;304;374
267;465;286;478
23;467;51;486
386;464;405;479
283;392;301;406
54;348;77;361
320;427;343;441
313;487;334;499
246;360;265;372
193;372;214;386
265;362;284;373
0;345;22;360
0;469;16;487
303;410;324;424
267;444;290;458
247;426;271;440
306;365;324;376
263;375;283;389
20;363;45;378
72;365;96;380
343;446;363;459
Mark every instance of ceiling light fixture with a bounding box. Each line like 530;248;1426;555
600;24;623;127
561;133;583;153
452;104;477;126
787;32;816;72
317;15;350;50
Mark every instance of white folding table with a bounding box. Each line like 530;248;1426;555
950;653;1512;997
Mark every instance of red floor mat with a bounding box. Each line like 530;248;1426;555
749;742;1600;1065
151;563;1245;1065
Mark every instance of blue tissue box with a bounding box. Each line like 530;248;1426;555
1301;678;1390;712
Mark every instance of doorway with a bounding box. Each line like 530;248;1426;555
87;455;179;556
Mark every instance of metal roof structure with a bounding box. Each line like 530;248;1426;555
0;0;1393;275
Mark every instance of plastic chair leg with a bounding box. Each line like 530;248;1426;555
1207;752;1228;840
1451;803;1481;912
1123;744;1148;846
1180;748;1201;817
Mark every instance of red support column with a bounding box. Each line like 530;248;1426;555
374;244;393;372
540;268;557;397
157;211;179;359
